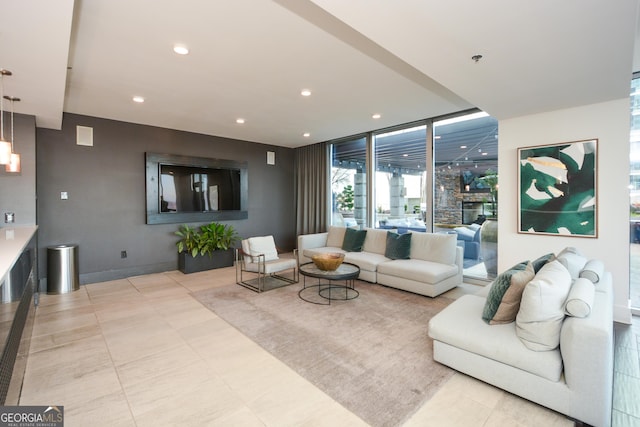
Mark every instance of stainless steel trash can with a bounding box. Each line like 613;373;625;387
47;244;79;294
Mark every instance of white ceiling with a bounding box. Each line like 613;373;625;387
1;0;638;148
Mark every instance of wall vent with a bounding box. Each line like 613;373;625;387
76;126;93;146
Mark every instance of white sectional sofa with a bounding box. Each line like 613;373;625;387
428;251;614;427
297;226;463;297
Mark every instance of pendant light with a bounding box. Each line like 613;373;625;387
4;96;20;173
0;69;12;165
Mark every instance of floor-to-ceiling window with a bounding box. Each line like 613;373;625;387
327;110;498;281
629;75;640;313
433;112;499;280
330;135;368;229
374;124;428;232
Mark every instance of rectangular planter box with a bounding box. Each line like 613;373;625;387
178;249;234;274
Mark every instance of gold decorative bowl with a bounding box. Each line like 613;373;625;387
311;253;345;271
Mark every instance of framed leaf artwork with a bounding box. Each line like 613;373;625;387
518;139;597;237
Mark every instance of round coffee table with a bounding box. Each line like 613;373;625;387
298;262;360;305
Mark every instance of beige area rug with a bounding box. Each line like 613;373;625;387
193;280;457;427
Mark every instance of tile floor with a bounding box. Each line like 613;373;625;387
17;267;638;426
613;318;640;426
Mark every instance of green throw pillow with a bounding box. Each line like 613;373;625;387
532;253;555;273
385;231;412;260
342;228;367;252
482;261;535;325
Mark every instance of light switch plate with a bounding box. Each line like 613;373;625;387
60;191;68;200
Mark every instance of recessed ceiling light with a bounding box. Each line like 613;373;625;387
402;154;408;157
173;45;189;55
301;89;311;97
481;152;488;156
133;96;145;103
372;113;381;119
460;145;467;149
303;132;310;137
236;118;245;124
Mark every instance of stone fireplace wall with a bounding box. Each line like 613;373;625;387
434;168;492;225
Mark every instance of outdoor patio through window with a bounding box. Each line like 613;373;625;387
433;112;499;281
331;136;367;229
329;110;499;282
374;125;427;233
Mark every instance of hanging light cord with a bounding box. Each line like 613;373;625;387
0;69;11;142
0;72;4;141
9;98;14;151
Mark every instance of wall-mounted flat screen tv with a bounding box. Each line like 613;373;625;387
146;152;248;224
460;169;491;193
159;164;241;213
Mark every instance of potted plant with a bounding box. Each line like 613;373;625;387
176;222;240;273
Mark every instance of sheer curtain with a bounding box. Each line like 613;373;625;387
295;142;328;236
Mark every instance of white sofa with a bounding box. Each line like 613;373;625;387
297;226;463;297
428;255;614;427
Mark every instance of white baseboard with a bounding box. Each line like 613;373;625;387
614;303;632;324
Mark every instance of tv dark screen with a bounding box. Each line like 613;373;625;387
160;164;241;213
145;152;248;224
460;169;491;192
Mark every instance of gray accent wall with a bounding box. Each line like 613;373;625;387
0;113;37;226
36;113;296;287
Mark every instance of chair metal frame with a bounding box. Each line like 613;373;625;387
235;246;299;292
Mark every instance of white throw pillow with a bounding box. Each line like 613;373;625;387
579;259;604;284
555;247;587;279
516;260;572;351
326;226;347;248
247;236;279;262
564;277;595;318
362;228;389;255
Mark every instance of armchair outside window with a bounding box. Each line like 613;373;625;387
235;235;298;292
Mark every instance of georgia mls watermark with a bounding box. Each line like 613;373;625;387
0;406;63;427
